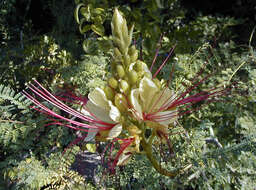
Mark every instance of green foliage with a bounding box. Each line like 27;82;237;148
1;0;256;189
0;35;74;89
0;84;84;189
74;0;185;56
6;147;87;190
59;54;109;95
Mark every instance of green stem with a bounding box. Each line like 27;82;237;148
141;135;178;177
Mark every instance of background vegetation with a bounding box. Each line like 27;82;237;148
0;0;255;189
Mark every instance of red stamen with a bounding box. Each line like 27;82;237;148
150;33;165;71
153;44;176;78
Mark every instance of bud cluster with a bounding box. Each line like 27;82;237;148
105;9;151;113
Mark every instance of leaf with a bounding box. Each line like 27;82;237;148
80;24;91;34
80;7;89;20
91;24;105;36
94;8;105;15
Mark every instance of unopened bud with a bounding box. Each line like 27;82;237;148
120;80;130;94
117;65;125;78
129;45;138;62
128;70;138;85
114;48;122;59
114;93;128;113
124;54;130;66
122;20;130;47
135;60;144;72
144;72;152;78
130;50;138;63
128;125;141;135
104;86;115;101
129;45;137;55
112;9;124;38
108;77;118;89
153;78;161;88
113;37;126;54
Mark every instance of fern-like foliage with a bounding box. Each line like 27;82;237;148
0;84;31;114
8;147;89;190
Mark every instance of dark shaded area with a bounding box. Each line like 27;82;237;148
181;0;256;19
181;0;256;44
71;151;101;183
13;0;55;33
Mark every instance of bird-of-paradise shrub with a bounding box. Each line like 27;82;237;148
24;9;231;177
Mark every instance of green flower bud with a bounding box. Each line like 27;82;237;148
114;48;122;59
130;50;138;63
144;72;152;78
108;77;118;89
135;60;144;72
128;25;134;46
104;86;115;101
129;45;138;63
114;93;128;113
113;37;126;53
120;80;130;94
124;54;130;66
111;61;116;72
117;64;125;78
129;45;137;55
128;70;138;85
112;9;124;39
122;20;130;47
153;78;161;89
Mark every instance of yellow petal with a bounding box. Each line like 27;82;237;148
150;88;174;112
139;77;159;112
88;88;109;109
152;110;177;126
107;124;122;139
86;101;115;124
108;101;121;122
129;89;143;119
141;62;152;78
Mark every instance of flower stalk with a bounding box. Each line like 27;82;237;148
141;134;178;177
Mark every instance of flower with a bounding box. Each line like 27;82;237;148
24;8;231;177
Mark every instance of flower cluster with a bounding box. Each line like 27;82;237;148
24;9;229;177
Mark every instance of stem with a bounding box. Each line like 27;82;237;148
141;135;178;177
227;61;246;84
